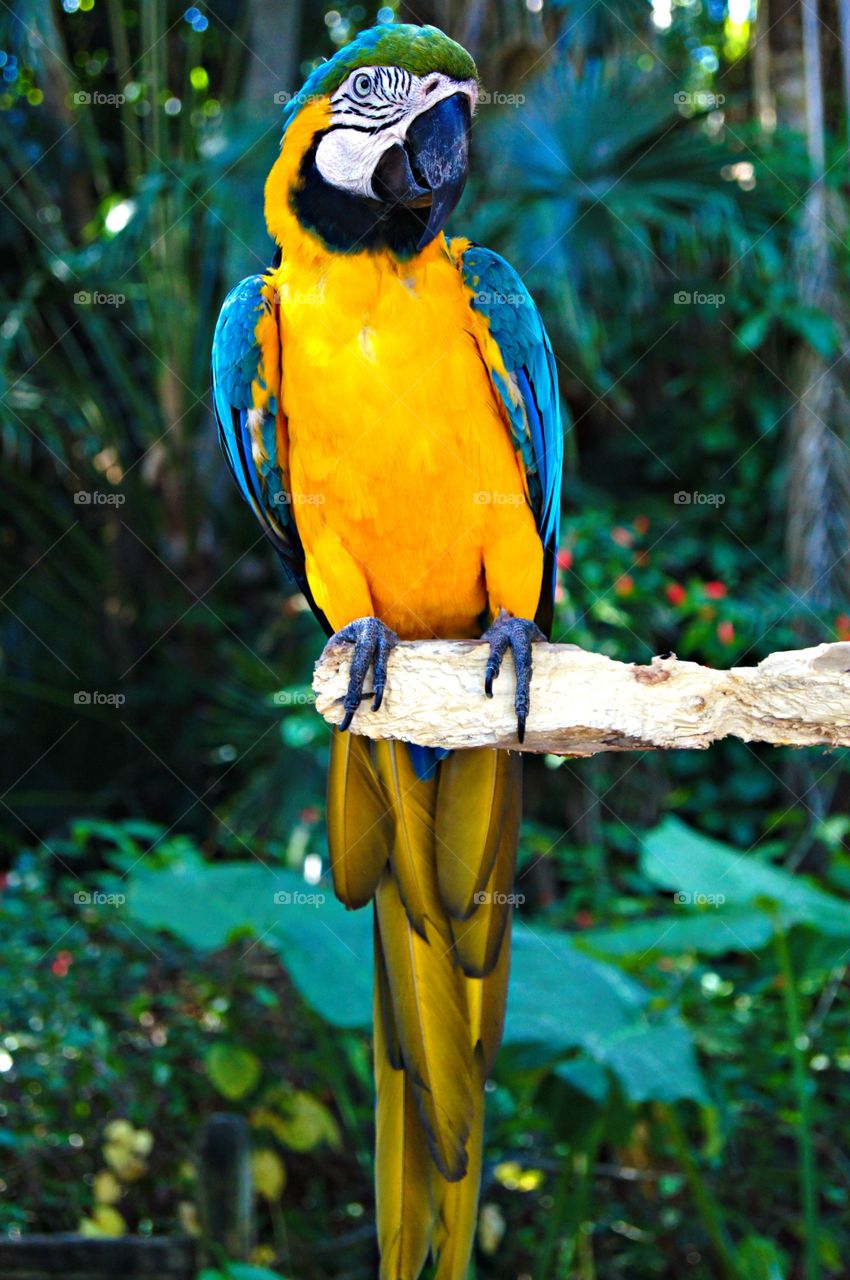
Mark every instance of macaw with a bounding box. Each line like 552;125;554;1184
212;22;563;1279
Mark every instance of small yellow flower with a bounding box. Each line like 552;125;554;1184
103;1119;134;1146
93;1170;122;1206
78;1205;126;1237
251;1245;278;1266
252;1149;287;1202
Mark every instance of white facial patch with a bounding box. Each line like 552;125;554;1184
314;67;478;200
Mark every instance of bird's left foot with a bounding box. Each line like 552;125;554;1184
482;609;544;744
323;616;399;732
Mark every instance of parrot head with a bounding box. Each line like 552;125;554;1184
265;24;478;258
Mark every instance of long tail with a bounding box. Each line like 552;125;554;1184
327;731;521;1280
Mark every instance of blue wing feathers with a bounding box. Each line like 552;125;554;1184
460;244;564;632
212;275;331;635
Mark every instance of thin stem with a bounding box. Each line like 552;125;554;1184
775;929;820;1280
660;1104;742;1280
535;1120;602;1280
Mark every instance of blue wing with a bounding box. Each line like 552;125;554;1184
211;274;330;635
459;244;565;636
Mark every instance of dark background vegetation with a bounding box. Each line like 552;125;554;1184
2;0;850;1277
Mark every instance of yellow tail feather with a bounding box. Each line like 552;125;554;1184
372;740;438;938
451;764;521;977
375;867;473;1181
430;1048;486;1280
327;730;392;908
375;921;435;1280
435;749;520;919
329;739;522;1278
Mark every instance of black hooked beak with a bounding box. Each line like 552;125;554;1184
371;92;471;251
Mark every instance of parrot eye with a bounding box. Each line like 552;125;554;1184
352;72;373;98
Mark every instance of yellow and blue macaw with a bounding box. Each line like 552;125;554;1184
212;23;563;1279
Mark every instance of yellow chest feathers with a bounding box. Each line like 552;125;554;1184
271;245;508;487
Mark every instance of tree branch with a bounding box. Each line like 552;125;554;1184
312;640;850;756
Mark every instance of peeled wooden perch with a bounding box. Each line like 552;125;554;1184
312;640;850;756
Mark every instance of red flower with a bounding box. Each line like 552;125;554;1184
666;582;686;606
717;621;735;645
299;807;320;825
574;909;594;929
611;526;634;547
634;515;650;534
557;548;573;572
835;613;850;641
51;950;73;978
614;574;634;597
704;581;728;599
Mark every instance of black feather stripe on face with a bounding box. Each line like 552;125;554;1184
331;65;413;125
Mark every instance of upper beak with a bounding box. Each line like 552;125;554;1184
371;91;471;251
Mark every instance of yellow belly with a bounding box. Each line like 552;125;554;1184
273;243;542;638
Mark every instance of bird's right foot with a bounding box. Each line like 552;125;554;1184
323;616;399;732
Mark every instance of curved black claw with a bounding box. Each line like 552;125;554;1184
482;609;544;744
324;616;399;732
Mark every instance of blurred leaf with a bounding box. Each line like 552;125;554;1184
260;1089;341;1154
127;858;374;1028
553;1055;610;1104
784;306;838;357
199;1267;288;1280
78;1205;126;1237
581;906;774;958
251;1149;286;1201
735;1234;789;1279
642;817;850;938
206;1044;262;1101
596;1020;708;1104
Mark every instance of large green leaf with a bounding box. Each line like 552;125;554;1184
126;856;373;1028
642;817;850;938
505;923;647;1053
125;858;709;1104
594;1020;708;1104
582;906;774;959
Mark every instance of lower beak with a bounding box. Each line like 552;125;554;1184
371;92;471;251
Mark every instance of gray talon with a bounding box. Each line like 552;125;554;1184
325;616;398;731
482;608;543;744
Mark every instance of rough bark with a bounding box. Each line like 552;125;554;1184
313;641;850;755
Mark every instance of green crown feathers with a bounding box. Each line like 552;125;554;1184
281;23;478;135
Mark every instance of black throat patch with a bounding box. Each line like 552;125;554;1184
290;135;430;258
